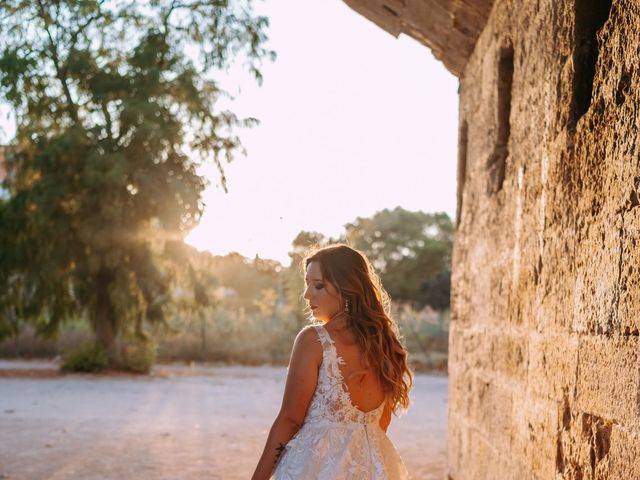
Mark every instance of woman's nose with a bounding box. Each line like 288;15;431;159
303;286;311;300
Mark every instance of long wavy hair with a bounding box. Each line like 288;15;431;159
304;244;413;413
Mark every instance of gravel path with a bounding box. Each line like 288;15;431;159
0;361;447;479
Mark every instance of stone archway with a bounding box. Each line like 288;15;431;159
345;1;640;479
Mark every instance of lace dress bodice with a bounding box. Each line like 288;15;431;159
272;324;409;479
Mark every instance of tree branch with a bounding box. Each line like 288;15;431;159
35;0;79;124
100;101;114;142
69;0;105;51
162;0;179;34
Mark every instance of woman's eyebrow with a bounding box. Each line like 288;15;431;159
305;277;323;282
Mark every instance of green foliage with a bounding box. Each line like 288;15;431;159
163;241;220;316
283;210;453;312
394;305;449;371
205;252;282;312
154;247;291;363
0;1;273;351
61;343;109;372
345;207;453;308
417;270;451;311
114;336;157;374
0;240;451;372
159;307;298;365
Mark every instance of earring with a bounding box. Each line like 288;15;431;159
344;298;350;313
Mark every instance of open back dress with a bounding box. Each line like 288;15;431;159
272;324;409;479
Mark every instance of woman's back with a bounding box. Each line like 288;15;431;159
324;320;386;413
272;324;409;479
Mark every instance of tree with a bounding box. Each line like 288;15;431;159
417;270;451;311
205;252;281;313
345;207;453;307
0;0;273;354
163;242;220;360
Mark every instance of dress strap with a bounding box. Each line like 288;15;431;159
313;324;334;351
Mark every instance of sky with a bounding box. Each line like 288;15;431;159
0;0;460;266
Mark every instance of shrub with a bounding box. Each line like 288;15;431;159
157;307;300;365
115;337;157;374
61;343;109;372
0;322;92;359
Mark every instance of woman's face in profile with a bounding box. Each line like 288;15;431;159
303;261;342;322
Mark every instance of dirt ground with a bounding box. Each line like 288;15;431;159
0;360;447;480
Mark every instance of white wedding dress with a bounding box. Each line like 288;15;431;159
272;324;409;479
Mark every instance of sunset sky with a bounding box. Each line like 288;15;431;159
0;0;460;265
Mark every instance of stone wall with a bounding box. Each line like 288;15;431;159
449;1;640;478
343;0;640;477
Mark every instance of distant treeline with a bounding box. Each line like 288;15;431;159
0;207;452;372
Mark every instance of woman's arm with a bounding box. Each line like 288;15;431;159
251;327;321;480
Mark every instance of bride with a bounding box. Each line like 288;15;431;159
252;244;413;479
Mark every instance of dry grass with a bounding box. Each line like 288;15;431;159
0;306;449;372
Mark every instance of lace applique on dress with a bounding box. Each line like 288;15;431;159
272;324;409;480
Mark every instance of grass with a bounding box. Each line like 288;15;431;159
0;306;449;373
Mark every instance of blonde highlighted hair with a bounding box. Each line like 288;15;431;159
304;244;413;413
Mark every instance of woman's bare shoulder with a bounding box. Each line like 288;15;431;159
296;324;320;342
290;325;322;364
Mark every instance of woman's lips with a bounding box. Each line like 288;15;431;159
310;306;318;310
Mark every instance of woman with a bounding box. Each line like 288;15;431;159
252;244;413;479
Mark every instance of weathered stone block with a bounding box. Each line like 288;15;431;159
489;332;528;382
618;207;640;337
465;428;507;480
575;335;640;426
556;402;623;480
446;413;467;480
448;323;488;370
510;389;558;479
527;332;578;401
447;361;475;420
467;374;513;451
571;214;621;335
607;424;640;480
